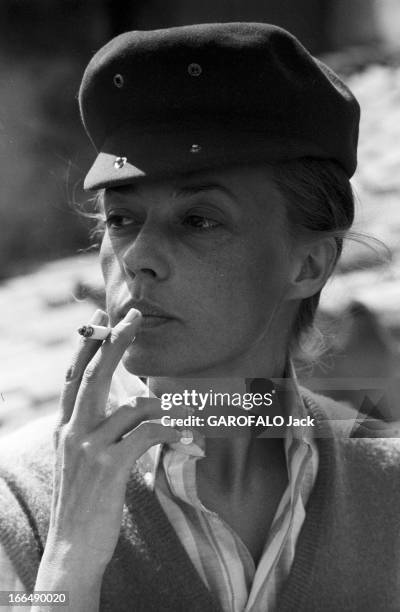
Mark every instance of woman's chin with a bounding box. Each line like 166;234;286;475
121;342;218;378
121;343;181;377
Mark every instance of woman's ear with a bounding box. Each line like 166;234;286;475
285;237;338;300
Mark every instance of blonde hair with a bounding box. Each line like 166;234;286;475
271;157;388;363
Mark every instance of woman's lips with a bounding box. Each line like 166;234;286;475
139;314;173;329
118;300;176;329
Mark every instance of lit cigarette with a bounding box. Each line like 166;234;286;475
77;324;111;340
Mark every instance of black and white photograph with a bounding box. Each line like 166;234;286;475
0;2;400;610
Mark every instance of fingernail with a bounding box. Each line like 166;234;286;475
125;308;141;323
90;309;107;325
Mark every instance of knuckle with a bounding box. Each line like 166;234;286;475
76;438;98;463
58;426;88;453
78;437;94;453
96;450;114;469
82;443;114;471
64;361;82;384
61;428;81;452
64;355;85;384
67;436;114;469
81;363;100;384
64;366;76;383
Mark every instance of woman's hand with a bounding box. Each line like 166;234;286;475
40;307;181;577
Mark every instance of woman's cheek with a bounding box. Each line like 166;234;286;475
98;240;125;320
99;234;112;275
99;234;122;284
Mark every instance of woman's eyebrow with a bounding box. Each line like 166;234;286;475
172;183;237;201
105;183;235;199
103;182;240;211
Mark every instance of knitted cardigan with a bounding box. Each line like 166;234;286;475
0;389;400;612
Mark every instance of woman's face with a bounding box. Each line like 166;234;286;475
99;164;298;377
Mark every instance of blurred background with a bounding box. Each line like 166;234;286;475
1;0;400;436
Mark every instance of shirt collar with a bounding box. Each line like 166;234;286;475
109;358;314;489
280;358;315;445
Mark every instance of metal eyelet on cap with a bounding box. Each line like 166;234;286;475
114;156;127;169
190;144;202;154
188;63;202;77
113;73;124;88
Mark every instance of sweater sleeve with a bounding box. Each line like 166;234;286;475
0;474;44;593
0;542;27;610
0;542;25;588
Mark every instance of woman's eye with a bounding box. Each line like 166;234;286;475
105;214;135;229
183;215;220;230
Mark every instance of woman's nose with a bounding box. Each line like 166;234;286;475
121;225;171;281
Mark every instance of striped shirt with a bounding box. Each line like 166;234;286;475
0;364;318;611
136;366;318;611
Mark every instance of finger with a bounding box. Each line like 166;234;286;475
70;308;142;431
116;422;182;466
91;399;190;447
56;309;109;434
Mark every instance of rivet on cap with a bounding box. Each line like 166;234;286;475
114;156;127;169
190;144;202;154
113;73;124;88
188;63;202;77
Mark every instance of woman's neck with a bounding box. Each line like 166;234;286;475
147;348;288;398
146;355;289;492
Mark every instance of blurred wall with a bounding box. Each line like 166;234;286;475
376;0;400;48
327;0;381;49
0;1;107;278
130;0;330;52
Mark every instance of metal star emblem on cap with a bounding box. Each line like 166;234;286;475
114;156;127;169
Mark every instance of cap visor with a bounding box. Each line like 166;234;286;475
83;124;329;190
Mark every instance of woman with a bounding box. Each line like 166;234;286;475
0;22;399;612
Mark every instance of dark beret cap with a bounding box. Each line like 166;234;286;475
79;22;360;190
